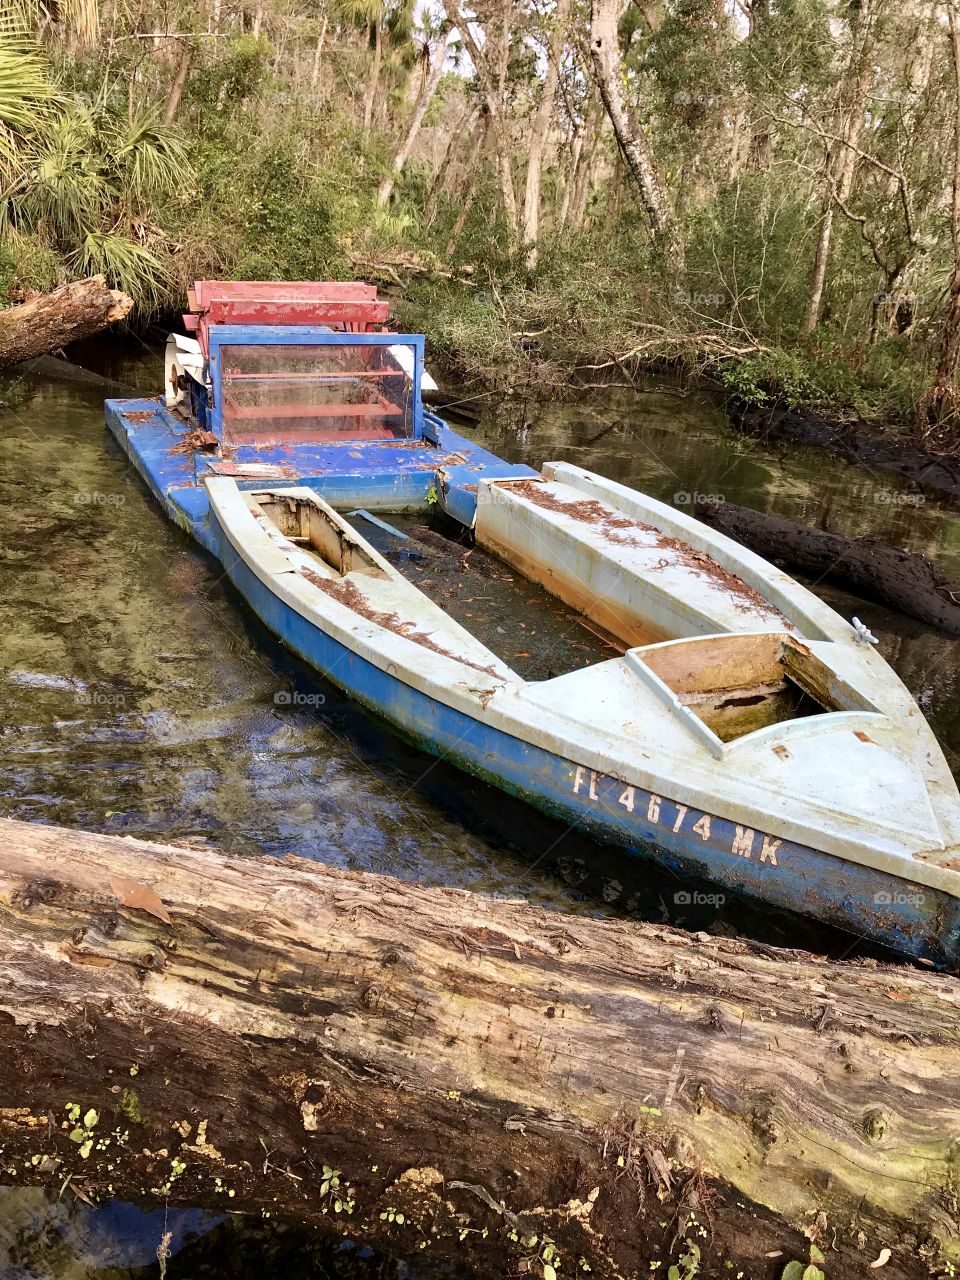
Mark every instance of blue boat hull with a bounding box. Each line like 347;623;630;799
102;394;960;969
207;503;960;970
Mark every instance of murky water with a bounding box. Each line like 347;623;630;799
2;343;960;1276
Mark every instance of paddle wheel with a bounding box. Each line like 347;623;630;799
167;280;423;444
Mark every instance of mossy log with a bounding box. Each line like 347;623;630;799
694;497;960;636
0;817;959;1278
0;277;133;371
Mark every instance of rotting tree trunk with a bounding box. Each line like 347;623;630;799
377;29;454;208
1;817;959;1278
694;498;960;636
0;276;133;371
588;0;680;263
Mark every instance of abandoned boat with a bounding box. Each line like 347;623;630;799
105;280;960;967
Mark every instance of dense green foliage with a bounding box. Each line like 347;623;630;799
2;0;960;426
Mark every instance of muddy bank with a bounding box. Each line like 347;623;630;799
728;398;960;503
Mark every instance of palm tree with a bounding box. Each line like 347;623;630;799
0;14;56;183
7;0;100;48
335;0;415;141
376;24;453;207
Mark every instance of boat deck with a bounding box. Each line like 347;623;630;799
104;397;537;541
475;468;798;647
352;513;621;681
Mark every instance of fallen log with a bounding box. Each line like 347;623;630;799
1;817;958;1279
694;497;960;636
0;277;133;371
728;399;960;505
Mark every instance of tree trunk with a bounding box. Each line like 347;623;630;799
521;0;571;265
1;816;959;1277
163;40;193;123
588;0;680;263
916;4;960;449
311;16;328;91
362;21;383;142
939;3;960;391
377;29;454;208
444;116;490;254
556;124;584;232
568;103;605;229
694;498;960;635
423;103;480;227
800;11;875;335
445;0;519;249
0;277;133;371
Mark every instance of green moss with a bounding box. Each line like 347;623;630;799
119;1087;144;1126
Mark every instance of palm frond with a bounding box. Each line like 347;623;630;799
21;106;111;240
0;29;54;132
57;0;100;49
72;230;168;308
108;109;190;200
0;24;56;181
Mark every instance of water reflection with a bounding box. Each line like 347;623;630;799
0;1187;457;1278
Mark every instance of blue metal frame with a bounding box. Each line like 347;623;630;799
206;325;426;440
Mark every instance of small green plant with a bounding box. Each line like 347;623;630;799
319;1163;355;1214
668;1240;700;1280
64;1104;99;1160
509;1231;560;1280
156;1155;187;1195
781;1243;826;1280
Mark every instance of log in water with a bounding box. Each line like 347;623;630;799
695;497;960;636
0;278;133;371
0;817;957;1277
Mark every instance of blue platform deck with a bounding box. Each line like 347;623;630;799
105;397;537;547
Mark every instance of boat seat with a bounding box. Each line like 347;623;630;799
473;467;797;647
